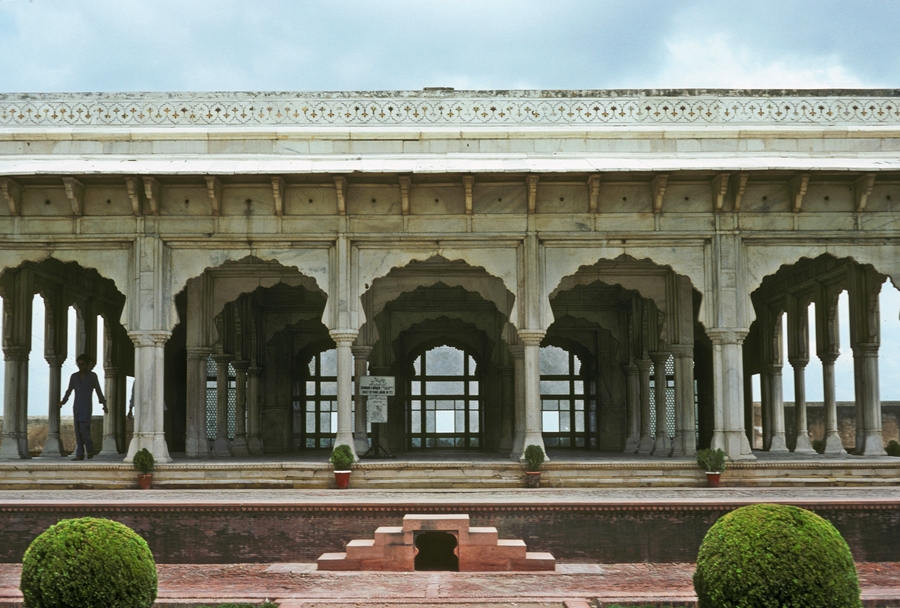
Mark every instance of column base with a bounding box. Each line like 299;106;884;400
670;432;696;457
248;435;264;456
856;431;887;456
712;430;755;460
230;436;250;457
768;433;789;453
185;436;210;458
792;433;815;454
623;433;640;454
40;433;66;457
335;432;359;461
636;433;654;455
823;432;847;455
125;432;172;464
210;438;231;458
510;430;525;460
518;432;548;463
101;435;120;455
0;433;28;459
651;435;672;456
353;432;369;456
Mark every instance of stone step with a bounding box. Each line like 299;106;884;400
373;526;405;545
514;551;557;571
344;538;385;560
467;526;499;545
316;552;360;571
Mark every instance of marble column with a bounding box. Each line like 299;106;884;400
517;330;547;462
760;366;772;450
124;330;172;463
116;372;128;454
636;358;654;454
671;346;696;457
211;354;232;458
351;345;372;455
101;319;122;454
707;329;754;459
247;366;263;455
497;363;514;453
651;351;671;455
509;343;526;459
847;266;886;456
230;360;250;456
41;294;67;457
623;363;641;453
0;267;33;460
820;353;845;454
766;362;789;453
330;330;359;460
786;295;813;453
185;347;211;458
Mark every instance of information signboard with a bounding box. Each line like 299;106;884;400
367;395;388;423
360;376;395;396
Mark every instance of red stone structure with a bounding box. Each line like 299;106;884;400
317;514;555;571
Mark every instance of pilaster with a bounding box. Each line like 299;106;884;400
247;366;264;455
706;329;754;460
516;330;547;462
650;351;671;455
330;329;359;461
636;358;654;455
124;330;172;463
351;345;372;455
670;344;696;457
509;343;526;459
622;363;640;453
211;354;232;458
230;360;250;456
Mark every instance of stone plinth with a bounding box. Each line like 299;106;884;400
317;513;555;572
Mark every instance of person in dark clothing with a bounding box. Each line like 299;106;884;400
59;354;107;460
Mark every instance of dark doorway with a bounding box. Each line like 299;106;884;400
414;531;459;571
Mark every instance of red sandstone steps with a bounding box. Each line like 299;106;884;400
317;513;556;572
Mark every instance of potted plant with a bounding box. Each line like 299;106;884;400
523;444;545;488
132;448;155;490
330;444;355;489
696;448;727;487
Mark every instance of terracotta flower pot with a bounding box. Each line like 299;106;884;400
334;470;351;489
138;473;153;490
525;471;542;488
705;472;721;488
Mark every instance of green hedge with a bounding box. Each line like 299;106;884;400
693;504;860;608
20;517;157;608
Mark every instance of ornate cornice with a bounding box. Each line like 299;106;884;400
1;91;899;128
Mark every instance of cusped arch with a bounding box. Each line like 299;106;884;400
397;318;492;373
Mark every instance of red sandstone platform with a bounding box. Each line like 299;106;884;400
1;562;900;606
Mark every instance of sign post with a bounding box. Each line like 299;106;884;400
359;377;395;458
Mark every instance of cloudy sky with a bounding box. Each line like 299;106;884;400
1;0;899;416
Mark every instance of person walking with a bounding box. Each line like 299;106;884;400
59;354;107;460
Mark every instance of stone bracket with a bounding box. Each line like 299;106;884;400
398;176;411;215
526;174;539;213
462;175;474;215
205;176;222;216
711;173;730;212
790;174;809;213
124;177;142;215
62;177;83;216
651;174;668;214
730;172;749;212
142;177;160;215
588;174;601;213
854;173;876;212
334;176;347;215
271;176;285;217
0;178;21;216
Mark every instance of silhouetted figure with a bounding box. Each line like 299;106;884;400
59;354;106;460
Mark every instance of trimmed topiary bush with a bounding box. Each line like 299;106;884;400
693;503;860;608
887;440;900;457
21;517;157;608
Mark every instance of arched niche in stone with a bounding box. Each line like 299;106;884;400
355;248;518;334
359;256;515;348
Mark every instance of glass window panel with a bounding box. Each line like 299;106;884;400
470;438;479;447
455;410;465;432
426;346;464;376
436;410;455;433
411;382;421;395
436;399;455;410
427;381;465;395
469;400;478;410
413;356;421;376
411;411;421;433
426;438;435;447
468;381;479;395
575;399;584;410
308;358;316;375
306;413;316;430
425;400;436;410
560;411;571;432
540;345;569;375
469;413;479;433
542;399;558;411
319;349;337;376
411;438;422;448
573;380;584;394
320;412;331;432
455;400;466;410
426;411;435;432
560;437;571;447
575;412;585;432
576;437;585;447
468;355;477;373
331;412;338;432
320;381;337;396
540;380;568;395
542;411;560;432
572;355;582;375
545;436;560;447
438;437;454;448
306;438;316;448
306;381;316;395
306;401;316;412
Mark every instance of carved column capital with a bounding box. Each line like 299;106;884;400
329;329;359;345
2;346;29;361
186;347;213;360
351;345;373;359
128;330;172;347
516;330;545;346
706;328;749;345
508;344;525;359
